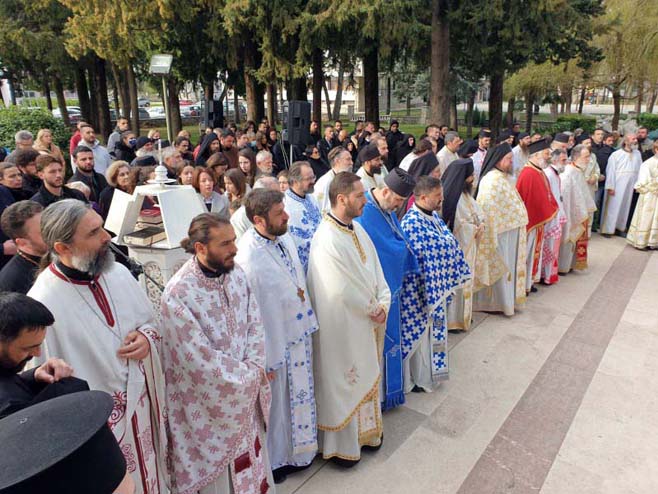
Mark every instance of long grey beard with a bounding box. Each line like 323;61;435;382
70;247;114;276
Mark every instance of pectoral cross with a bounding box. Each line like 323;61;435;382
297;287;306;302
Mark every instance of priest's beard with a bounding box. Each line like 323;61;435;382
70;245;114;276
265;219;288;237
0;350;31;375
203;250;235;275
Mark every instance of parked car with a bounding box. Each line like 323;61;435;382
179;99;195;107
129;108;151;120
148;106;166;118
138;97;150;107
52;107;82;124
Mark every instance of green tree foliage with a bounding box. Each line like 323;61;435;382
449;0;604;134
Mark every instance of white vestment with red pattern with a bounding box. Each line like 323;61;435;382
160;258;272;494
29;262;169;494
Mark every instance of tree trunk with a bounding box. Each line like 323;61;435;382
429;0;450;126
86;64;99;131
266;83;276;125
506;97;515;128
385;74;391;116
43;76;53;111
488;70;504;136
110;63;127;119
363;44;380;127
635;81;643;114
243;39;265;122
612;89;621;130
467;90;476;137
233;88;241;124
450;95;458;130
288;77;308;101
550;102;558;119
75;63;92;125
524;91;534;133
92;57;112;142
647;83;657;114
406;94;411;116
563;85;573;114
323;79;332;121
332;64;345;121
126;64;140;134
311;48;323;123
53;76;70;127
578;86;586;114
111;78;120;118
168;77;182;136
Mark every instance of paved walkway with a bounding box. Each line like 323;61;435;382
277;235;658;494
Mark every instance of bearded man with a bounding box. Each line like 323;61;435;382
28;199;168;494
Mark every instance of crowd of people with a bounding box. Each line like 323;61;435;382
0;112;657;494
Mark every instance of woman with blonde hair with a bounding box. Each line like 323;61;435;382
34;128;65;165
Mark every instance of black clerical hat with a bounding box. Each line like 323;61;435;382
384;167;416;197
478;129;492;138
358;143;381;162
527;138;551;155
518;132;530;140
554;132;570;143
575;133;591;144
0;391;127;494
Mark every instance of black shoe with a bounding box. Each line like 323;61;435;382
363;435;383;452
411;385;425;393
601;233;612;238
272;467;287;484
330;456;360;468
530;286;538;293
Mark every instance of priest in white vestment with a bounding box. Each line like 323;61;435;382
601;134;642;235
356;144;386;190
575;133;601;237
473;143;529;316
559;146;597;273
160;214;273;494
441;158;484;330
627;143;658;250
400;176;471;392
283;162;322;272
511;132;531;181
230;176;280;240
307;172;391;467
29;200;168;494
236;190;318;482
312;147;354;213
541;149;568;284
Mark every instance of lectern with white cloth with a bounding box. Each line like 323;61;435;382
105;184;204;306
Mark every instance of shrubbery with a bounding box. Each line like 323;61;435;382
637;113;658;131
553;115;597;133
0;106;71;156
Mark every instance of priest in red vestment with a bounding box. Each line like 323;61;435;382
516;138;559;294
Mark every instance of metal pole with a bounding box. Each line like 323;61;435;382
162;76;172;143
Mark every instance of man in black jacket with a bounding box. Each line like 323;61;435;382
591;128;615;230
68;146;108;202
30;155;87;208
0;292;77;418
0;201;46;294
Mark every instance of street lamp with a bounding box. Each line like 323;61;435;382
149;54;173;143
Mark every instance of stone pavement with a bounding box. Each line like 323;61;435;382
276;235;658;494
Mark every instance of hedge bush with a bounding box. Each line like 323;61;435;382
0;106;71;156
553;115;597;133
637;113;658;131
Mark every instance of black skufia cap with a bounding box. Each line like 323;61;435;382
0;390;127;494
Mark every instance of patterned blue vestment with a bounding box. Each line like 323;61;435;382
400;207;471;382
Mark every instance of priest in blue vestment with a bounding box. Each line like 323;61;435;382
400;175;471;392
355;168;419;410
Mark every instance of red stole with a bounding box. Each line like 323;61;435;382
516;163;559;232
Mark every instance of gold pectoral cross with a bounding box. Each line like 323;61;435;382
297;287;306;302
